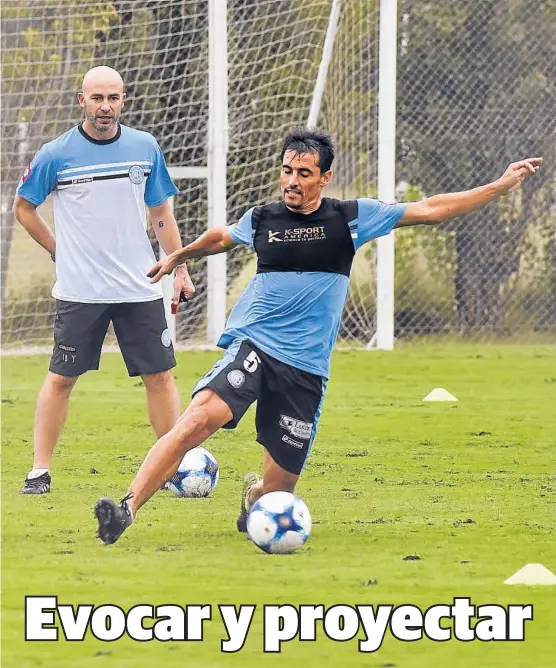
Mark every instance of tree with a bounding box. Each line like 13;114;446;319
397;0;556;334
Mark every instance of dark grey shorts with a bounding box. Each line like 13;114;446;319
49;299;176;378
192;339;326;475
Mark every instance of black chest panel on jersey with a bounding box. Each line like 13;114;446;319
252;198;358;277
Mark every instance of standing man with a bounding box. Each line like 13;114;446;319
94;128;542;544
13;66;194;494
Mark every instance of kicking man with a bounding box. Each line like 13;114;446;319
94;128;542;543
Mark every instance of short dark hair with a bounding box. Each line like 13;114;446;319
280;128;335;173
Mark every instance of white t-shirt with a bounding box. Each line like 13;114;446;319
16;124;178;303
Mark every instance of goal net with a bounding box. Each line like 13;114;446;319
2;0;554;351
1;0;383;351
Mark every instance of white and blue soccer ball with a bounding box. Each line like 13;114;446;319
165;447;219;498
247;491;312;554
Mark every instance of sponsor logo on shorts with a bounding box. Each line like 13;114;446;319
58;344;76;352
161;328;172;347
279;414;313;440
227;369;245;389
128;165;145;184
282;434;304;449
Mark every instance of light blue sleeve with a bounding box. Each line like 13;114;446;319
144;144;179;207
228;207;255;247
16;145;58;206
353;198;407;250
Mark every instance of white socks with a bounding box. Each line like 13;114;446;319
28;468;49;479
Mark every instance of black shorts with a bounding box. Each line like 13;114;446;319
49;299;176;378
192;339;326;475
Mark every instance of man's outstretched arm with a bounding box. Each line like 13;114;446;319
395;157;543;228
148;226;238;283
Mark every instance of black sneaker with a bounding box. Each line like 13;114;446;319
95;493;134;545
236;472;261;533
20;472;51;495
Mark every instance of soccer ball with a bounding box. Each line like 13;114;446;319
247;491;312;554
164;447;219;498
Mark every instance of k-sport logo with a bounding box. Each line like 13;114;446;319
279;415;312;440
268;227;326;243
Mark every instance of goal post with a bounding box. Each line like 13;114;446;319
374;0;399;351
206;0;228;346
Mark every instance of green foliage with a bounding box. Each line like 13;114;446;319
2;1;118;123
397;0;556;331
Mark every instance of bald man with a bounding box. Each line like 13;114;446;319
14;66;194;494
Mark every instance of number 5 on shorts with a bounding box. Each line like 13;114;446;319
243;350;261;373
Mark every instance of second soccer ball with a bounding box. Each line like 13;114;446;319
165;447;219;498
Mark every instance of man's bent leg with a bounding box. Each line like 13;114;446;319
128;389;232;514
96;339;263;544
141;370;181;438
95;389;231;545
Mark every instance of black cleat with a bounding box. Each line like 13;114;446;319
20;472;51;495
236;472;261;533
95;494;134;545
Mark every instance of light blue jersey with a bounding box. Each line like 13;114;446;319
221;197;406;378
16;124;178;303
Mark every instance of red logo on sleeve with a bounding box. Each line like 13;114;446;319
21;162;32;184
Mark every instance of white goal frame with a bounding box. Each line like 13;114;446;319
373;0;398;350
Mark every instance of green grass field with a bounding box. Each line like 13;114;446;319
2;345;556;667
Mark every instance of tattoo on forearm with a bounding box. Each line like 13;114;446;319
158;220;164;228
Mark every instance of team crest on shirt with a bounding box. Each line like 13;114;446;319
128;165;145;184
